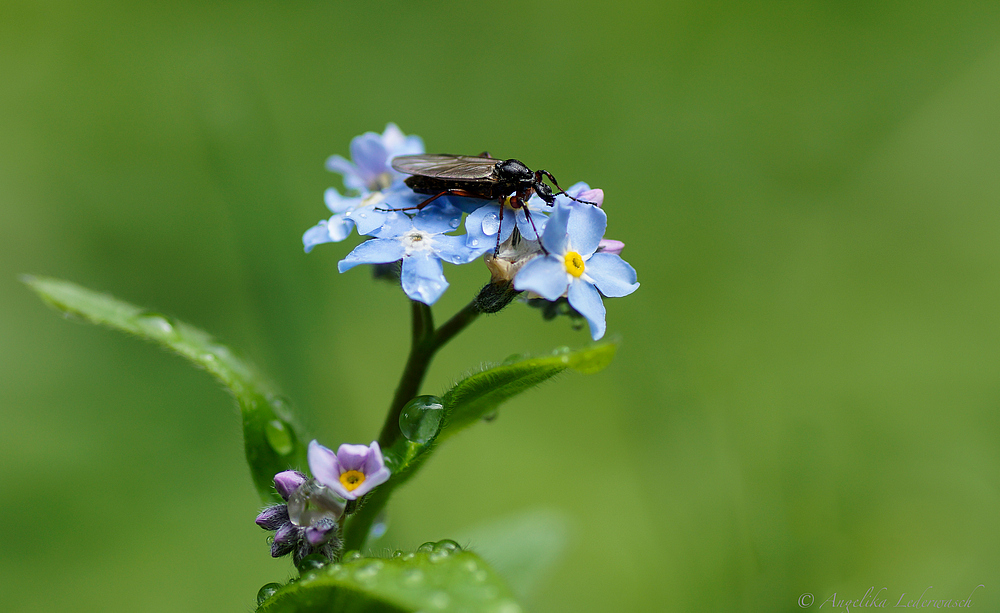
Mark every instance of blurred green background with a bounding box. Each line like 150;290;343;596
2;0;999;610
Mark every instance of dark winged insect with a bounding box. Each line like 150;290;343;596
389;153;596;252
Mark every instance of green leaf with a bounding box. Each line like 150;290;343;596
452;508;570;602
23;275;306;502
440;343;617;439
257;545;521;613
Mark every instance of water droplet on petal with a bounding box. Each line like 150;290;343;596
264;420;294;456
398;396;444;444
471;239;480;246
256;583;281;605
449;218;460;228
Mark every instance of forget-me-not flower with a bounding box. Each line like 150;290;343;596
304;124;427;251
309;440;391;501
338;204;479;305
513;200;639;340
325;123;423;193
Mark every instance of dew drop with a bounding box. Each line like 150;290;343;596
416;542;435;553
341;550;363;563
428;591;451;609
137;313;174;336
353;560;383;585
433;539;461;554
449;218;460;228
482;411;498;423
256;583;281;605
390;549;404;559
296;553;328;574
398;395;444;444
264;420;294;456
497;600;523;613
402;568;424;587
471;239;480;246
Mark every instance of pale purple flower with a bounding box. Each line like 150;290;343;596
308;440;391;500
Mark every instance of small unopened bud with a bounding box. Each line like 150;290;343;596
256;505;290;530
474;281;521;314
597;239;624;256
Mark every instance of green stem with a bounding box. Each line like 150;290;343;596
377;300;479;450
347;299;481;551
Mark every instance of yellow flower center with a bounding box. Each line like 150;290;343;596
339;470;366;492
564;251;585;277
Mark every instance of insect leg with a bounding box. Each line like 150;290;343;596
375;189;483;212
534;170;598;206
521;204;549;256
494;197;505;256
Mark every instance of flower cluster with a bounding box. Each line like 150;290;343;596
255;440;390;565
303;124;639;340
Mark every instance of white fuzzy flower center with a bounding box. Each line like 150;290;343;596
402;230;435;253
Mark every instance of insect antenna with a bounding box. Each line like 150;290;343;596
535;169;598;206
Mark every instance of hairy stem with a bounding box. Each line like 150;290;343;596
346;299;481;551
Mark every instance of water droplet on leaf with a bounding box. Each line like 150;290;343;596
341;550;363;563
296;553;328;574
433;539;461;554
256;583;281;605
416;542;435;553
399;395;444;444
402;568;424;586
264;420;294;456
482;411;498;423
136;313;175;336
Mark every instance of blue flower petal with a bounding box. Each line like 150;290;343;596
338;238;406;272
433;234;483;264
513;254;569;301
414;202;464;235
349;205;391;236
325;154;366;192
324;187;361;214
467;203;501;236
585;253;640;297
566;201;606;256
303;221;334;253
540;202;571;255
349;133;390;188
567;280;607;340
326;214;355;242
401;252;449;305
514;205;549;241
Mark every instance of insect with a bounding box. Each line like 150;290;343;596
389;153;596;252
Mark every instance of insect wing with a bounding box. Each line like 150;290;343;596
391;154;498;182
